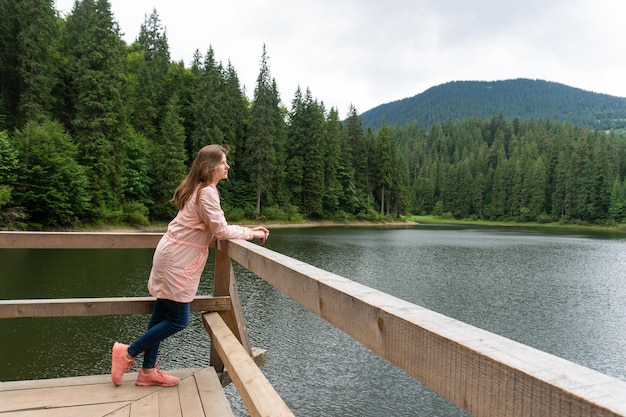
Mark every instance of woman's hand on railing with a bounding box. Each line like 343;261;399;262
250;227;269;245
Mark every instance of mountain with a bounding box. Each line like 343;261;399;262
359;78;626;132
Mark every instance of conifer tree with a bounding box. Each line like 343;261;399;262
15;0;59;123
522;155;547;220
286;88;325;217
245;46;283;214
150;94;187;219
374;122;394;215
220;62;248;174
191;46;224;154
164;60;196;154
344;106;369;198
322;107;344;214
64;0;128;218
0;0;19;130
121;129;152;210
608;178;625;222
132;8;170;140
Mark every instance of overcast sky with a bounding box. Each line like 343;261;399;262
54;0;626;116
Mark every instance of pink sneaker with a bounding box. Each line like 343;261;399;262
135;366;180;387
111;342;134;386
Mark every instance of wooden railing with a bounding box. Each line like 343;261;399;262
0;231;292;417
2;231;626;417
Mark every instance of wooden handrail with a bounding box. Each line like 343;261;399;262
0;231;163;248
203;312;294;417
0;296;231;318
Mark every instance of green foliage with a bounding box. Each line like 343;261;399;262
122;128;153;207
287;88;325;218
12;120;89;227
15;0;60;123
0;130;19;226
150;94;187;219
2;1;626;229
0;130;18;185
122;201;150;226
65;0;129;218
0;0;20;131
394;116;626;224
244;45;284;214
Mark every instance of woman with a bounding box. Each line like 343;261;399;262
111;144;269;387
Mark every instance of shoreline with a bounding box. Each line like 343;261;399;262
59;217;626;234
77;220;419;233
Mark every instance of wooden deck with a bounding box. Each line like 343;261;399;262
0;367;234;417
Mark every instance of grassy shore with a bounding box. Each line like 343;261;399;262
72;215;626;234
408;215;626;233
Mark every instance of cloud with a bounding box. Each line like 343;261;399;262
54;0;626;114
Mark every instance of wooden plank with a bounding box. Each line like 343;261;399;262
178;374;205;417
0;231;163;249
194;367;234;417
0;368;233;416
219;347;267;388
106;405;132;417
157;386;182;417
129;391;159;417
0;402;131;417
223;239;626;417
0;296;230;319
0;369;146;392
214;242;252;354
203;312;293;417
0;377;161;412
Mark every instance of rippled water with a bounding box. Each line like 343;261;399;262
2;225;626;416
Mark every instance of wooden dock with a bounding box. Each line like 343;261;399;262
0;367;233;417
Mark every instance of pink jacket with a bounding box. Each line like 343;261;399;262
147;184;252;302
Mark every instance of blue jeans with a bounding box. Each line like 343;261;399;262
127;299;190;369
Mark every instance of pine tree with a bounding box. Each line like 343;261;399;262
244;46;283;214
121;129;152;209
64;0;128;218
15;0;59;123
131;8;171;141
374;122;394;215
300;90;325;218
164;59;195;160
150;94;187;219
0;0;20;130
220;61;248;175
344;106;369;198
608;178;625;222
322;107;344;215
191;46;224;154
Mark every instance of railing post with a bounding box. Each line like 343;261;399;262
209;240;252;375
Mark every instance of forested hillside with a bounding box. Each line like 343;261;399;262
2;0;626;230
360;79;626;132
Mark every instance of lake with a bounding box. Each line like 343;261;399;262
1;224;625;416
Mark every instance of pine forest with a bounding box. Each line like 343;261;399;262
2;0;626;230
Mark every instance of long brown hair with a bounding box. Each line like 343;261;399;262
172;144;229;210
